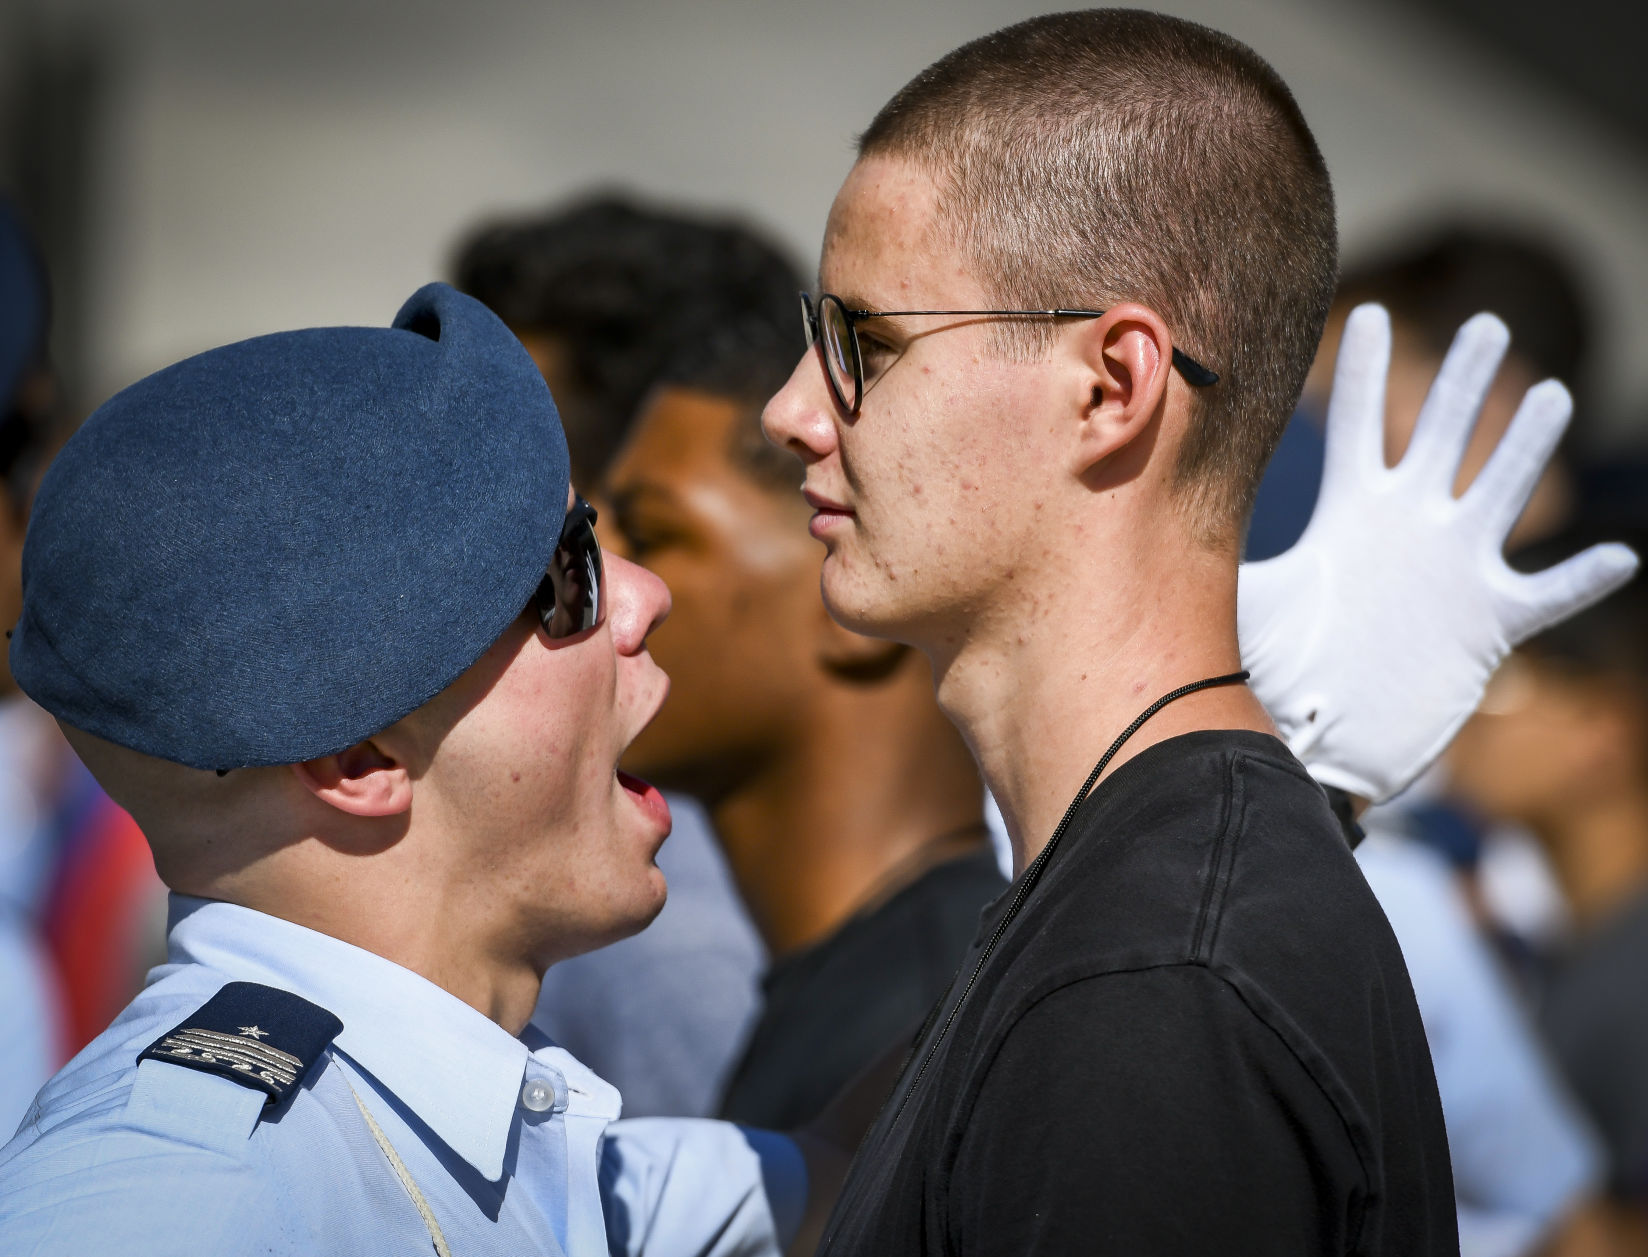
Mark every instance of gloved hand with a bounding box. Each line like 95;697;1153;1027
1238;303;1638;804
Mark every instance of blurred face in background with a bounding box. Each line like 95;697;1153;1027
1447;651;1644;835
605;387;825;803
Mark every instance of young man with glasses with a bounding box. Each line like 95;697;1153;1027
0;283;807;1255
763;10;1633;1254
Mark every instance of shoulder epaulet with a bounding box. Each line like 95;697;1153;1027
138;981;342;1118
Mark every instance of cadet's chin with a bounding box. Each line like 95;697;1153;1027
616;867;669;942
612;865;669;943
547;868;668;968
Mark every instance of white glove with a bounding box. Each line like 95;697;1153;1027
1238;303;1638;804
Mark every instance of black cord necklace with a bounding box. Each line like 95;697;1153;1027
882;668;1251;1133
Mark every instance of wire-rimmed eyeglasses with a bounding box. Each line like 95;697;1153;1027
799;291;1219;417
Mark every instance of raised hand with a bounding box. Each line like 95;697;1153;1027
1238;303;1638;803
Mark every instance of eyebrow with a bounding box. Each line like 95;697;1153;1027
837;295;925;338
606;481;678;512
835;292;881;312
813;275;887;315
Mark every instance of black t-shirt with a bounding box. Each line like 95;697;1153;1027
719;846;1007;1130
819;730;1457;1257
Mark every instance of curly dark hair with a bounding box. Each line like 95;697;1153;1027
453;193;802;484
1338;223;1593;404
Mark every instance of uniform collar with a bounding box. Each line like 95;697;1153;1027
165;894;530;1182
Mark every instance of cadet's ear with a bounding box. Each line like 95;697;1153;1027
1068;302;1173;480
291;740;413;818
816;603;909;683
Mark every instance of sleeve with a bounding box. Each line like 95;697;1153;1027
599;1117;806;1257
946;966;1359;1257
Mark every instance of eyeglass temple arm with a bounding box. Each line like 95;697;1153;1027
1167;348;1219;388
852;308;1219;387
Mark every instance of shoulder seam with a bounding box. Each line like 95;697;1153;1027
1188;750;1247;962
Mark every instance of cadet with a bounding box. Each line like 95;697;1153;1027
0;284;803;1255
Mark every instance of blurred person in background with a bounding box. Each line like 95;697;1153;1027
1297;226;1596;913
604;303;1005;1131
1450;526;1648;1240
1251;220;1610;1256
1249;222;1591;564
1318;224;1590;548
456;195;799;491
453;195;783;1117
0;197;164;1134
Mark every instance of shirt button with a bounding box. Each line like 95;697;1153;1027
520;1077;556;1113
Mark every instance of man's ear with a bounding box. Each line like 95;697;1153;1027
291;740;414;818
1069;303;1174;480
817;605;908;683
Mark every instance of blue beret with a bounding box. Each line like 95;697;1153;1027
11;282;569;770
0;198;49;411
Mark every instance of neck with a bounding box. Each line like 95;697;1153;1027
709;665;987;959
1536;788;1648;931
929;516;1272;874
316;891;547;1036
186;833;547;1037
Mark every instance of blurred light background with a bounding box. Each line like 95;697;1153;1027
1;0;1644;436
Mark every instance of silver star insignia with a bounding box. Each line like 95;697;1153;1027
238;1025;270;1040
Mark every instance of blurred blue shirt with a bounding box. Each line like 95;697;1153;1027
0;895;801;1256
1357;831;1600;1257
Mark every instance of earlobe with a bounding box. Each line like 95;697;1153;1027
292;741;414;818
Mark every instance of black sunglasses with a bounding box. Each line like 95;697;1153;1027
534;495;605;639
799;291;1220;417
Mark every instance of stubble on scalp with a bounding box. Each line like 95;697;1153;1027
856;9;1339;548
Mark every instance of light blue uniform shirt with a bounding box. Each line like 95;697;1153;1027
1357;830;1600;1257
0;896;803;1256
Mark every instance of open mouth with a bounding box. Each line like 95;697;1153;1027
617;768;671;834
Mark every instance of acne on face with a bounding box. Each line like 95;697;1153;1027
793;158;1077;646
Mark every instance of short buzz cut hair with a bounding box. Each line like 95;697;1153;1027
858;8;1338;544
